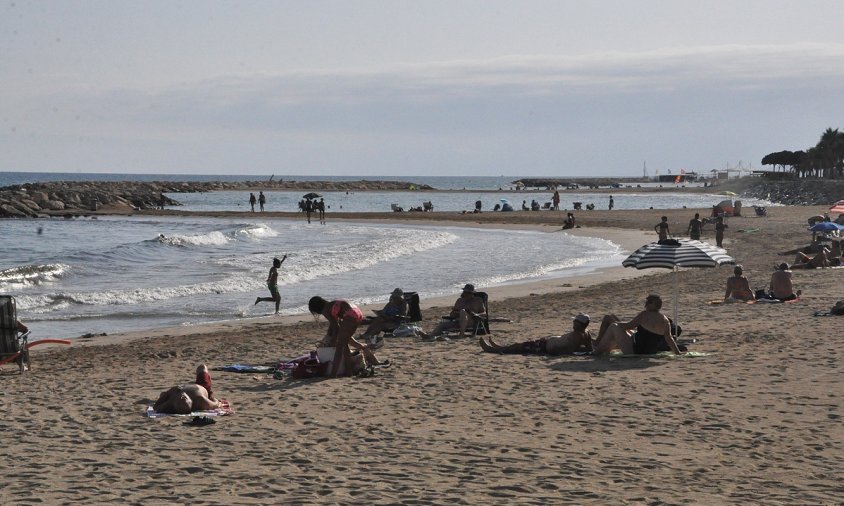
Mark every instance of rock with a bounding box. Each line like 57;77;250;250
43;200;66;211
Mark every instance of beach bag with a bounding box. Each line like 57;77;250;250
291;358;329;379
831;300;844;316
316;347;336;363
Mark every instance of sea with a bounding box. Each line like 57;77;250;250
1;171;774;340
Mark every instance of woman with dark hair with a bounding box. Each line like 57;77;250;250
309;296;385;377
591;294;682;355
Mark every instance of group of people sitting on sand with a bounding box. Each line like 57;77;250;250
479;294;684;357
722;262;801;303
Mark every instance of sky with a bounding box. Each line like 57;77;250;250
3;0;844;177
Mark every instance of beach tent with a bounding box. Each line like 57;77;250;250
622;238;735;331
713;199;733;217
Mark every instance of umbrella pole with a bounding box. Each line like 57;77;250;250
673;266;679;333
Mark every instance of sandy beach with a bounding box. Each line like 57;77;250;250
2;204;842;504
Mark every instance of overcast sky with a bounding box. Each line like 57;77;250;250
3;0;844;177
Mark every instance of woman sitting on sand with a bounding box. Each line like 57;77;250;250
724;265;755;302
591;294;682;355
309;296;386;377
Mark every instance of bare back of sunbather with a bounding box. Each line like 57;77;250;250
154;384;219;414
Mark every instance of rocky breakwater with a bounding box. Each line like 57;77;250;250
0;179;433;218
0;181;187;217
723;178;844;206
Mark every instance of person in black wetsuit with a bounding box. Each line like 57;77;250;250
591;294;682;355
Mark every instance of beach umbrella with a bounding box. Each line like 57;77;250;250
809;222;844;232
829;200;844;214
622;238;735;330
302;192;321;200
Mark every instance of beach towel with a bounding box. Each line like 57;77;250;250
707;299;755;305
145;399;234;418
605;351;710;359
212;364;276;373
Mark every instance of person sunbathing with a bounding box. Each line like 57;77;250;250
591;294;682;355
724;265;755;302
769;263;799;300
479;314;592;355
792;248;831;269
153;383;220;414
420;284;485;340
361;288;408;339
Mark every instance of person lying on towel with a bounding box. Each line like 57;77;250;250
478;313;592;355
154;383;220;414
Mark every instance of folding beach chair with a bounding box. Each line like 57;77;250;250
376;291;423;336
470;291;490;335
439;291;489;336
0;295;31;374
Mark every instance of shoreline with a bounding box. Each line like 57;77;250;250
70;224;656;348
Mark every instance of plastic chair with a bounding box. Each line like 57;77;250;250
0;295;31;374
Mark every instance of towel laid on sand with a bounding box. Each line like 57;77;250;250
707;299;756;305
608;351;710;359
145;399;234;418
213;364;275;373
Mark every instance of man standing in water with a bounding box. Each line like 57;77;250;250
255;255;287;314
249;193;257;212
258;191;266;212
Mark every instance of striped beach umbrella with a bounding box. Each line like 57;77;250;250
828;200;844;214
623;238;735;330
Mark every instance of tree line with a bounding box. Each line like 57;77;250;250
761;127;844;178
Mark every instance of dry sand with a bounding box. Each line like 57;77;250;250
2;204;843;504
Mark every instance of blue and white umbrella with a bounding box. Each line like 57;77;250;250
623;238;735;329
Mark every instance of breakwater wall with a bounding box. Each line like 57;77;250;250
0;179;432;217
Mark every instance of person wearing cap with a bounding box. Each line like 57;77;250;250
255;255;287;314
361;288;408;340
421;283;486;340
478;313;592;355
724;264;755;302
592;294;682;355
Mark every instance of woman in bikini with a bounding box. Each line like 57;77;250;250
591;294;682;355
309;296;385;377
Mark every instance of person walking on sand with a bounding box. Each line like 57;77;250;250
258;191;266;212
655;216;670;241
255;255;286;313
249;193;257;212
715;216;727;248
687;213;703;240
